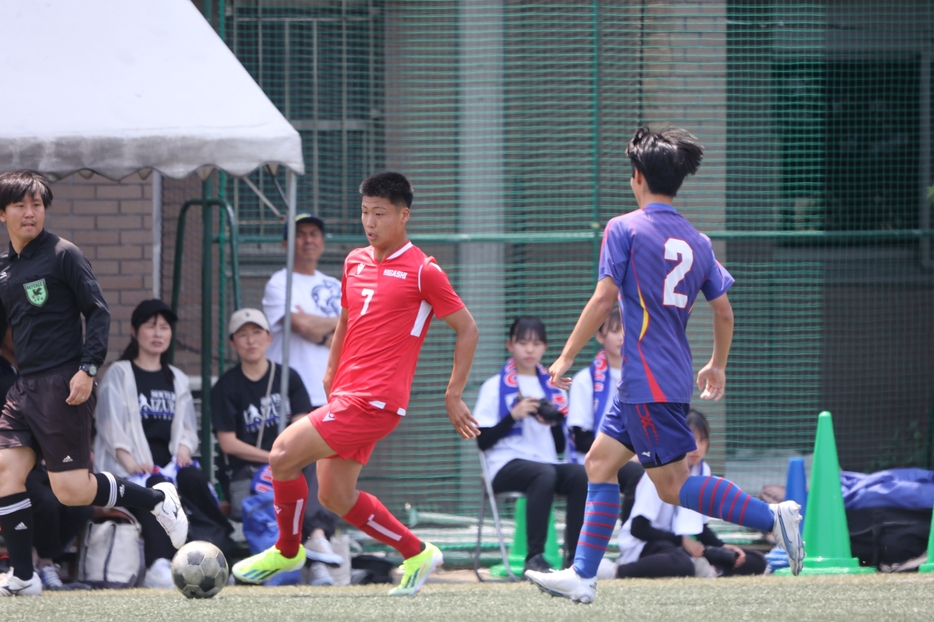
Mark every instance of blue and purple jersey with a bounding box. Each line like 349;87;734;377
599;203;734;404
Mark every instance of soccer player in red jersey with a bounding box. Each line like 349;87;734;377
233;172;479;595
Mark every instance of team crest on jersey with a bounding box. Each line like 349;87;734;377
24;278;47;307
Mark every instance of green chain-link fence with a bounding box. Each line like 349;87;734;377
173;1;934;526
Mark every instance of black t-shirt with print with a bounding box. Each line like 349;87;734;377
211;362;311;474
132;362;177;468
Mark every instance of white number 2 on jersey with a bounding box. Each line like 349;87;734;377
663;238;693;308
360;288;375;315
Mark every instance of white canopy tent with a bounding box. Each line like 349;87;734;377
0;0;305;446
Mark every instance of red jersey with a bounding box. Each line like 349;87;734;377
331;241;465;415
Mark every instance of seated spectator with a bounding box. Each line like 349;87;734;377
567;308;645;524
612;410;767;579
211;308;342;586
475;316;587;574
94;299;232;588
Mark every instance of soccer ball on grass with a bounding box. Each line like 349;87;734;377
171;541;228;599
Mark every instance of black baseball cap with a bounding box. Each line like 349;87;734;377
283;213;325;239
131;299;179;328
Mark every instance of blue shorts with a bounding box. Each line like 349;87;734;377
598;394;695;468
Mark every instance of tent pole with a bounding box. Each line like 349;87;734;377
201;175;214;477
279;170;297;433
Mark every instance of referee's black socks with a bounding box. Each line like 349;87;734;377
0;492;35;580
92;472;165;511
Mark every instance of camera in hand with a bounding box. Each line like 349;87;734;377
535;399;565;425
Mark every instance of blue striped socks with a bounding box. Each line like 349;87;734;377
678;475;774;532
572;483;619;579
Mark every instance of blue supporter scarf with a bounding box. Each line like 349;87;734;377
497;357;567;439
589;350;612;431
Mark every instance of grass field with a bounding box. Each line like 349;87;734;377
3;573;934;621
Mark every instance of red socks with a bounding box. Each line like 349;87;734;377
273;476;308;558
342;491;422;559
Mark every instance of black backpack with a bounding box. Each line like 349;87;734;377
847;507;931;568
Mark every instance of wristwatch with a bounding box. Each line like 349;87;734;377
79;363;99;377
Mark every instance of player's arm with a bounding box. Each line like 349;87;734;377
321;308;348;398
440;307;480;440
549;276;619;390
697;293;733;401
64;248;110;405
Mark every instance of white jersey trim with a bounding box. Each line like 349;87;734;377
410;301;433;337
386;241;413;261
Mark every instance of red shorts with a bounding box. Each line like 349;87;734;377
309;395;402;465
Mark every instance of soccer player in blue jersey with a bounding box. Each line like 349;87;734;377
526;127;804;603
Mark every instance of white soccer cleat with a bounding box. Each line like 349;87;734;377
770;500;805;576
305;535;344;567
152;481;189;549
0;571;42;596
526;566;597;604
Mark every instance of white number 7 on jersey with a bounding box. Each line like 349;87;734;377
360;288;375;315
663;238;693;308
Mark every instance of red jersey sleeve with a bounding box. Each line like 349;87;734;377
420;258;465;318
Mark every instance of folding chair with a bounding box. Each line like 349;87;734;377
473;449;522;582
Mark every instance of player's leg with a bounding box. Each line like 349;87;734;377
318;457;442;596
0;446;41;594
268;414;339;557
525;432;633;603
641;403;803;574
552;462;589;568
573;432;634;575
48;468;188;548
34;371;189;549
232;408;342;584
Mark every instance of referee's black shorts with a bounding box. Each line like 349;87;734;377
0;364;95;472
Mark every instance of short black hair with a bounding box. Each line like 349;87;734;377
626;126;703;198
686;408;709;442
508;316;547;344
359;171;414;208
0;170;53;212
598;306;622;334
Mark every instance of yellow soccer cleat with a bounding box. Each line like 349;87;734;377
388;542;443;596
232;544;306;584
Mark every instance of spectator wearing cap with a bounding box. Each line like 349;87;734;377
211;309;342;585
261;213;340;409
94;299;232;588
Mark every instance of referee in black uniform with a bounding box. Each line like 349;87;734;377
0;171;188;596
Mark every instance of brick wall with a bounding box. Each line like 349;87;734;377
0;173;155;365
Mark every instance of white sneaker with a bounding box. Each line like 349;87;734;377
526;566;596;604
36;564;64;590
305;536;343;567
152;482;189;549
0;570;42;596
143;558;175;589
307;562;335;587
770;501;805;576
596;558;617;581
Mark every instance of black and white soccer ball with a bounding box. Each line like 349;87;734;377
171;541;228;599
